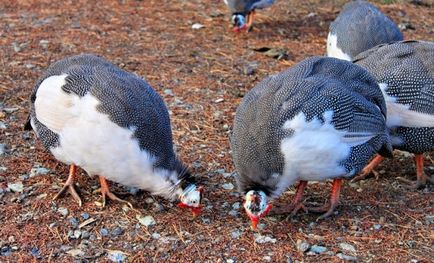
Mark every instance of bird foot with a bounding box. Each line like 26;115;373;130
94;188;133;208
351;169;380;183
53;183;83;207
306;202;338;221
396;175;433;189
271;202;308;217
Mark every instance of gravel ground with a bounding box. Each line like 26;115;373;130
0;0;433;262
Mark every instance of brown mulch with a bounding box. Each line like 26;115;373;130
0;0;433;262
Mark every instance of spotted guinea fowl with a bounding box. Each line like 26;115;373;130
25;54;203;216
353;40;434;188
327;0;403;61
224;0;274;31
230;56;392;229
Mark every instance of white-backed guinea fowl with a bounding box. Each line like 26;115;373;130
230;56;392;229
25;54;203;216
327;0;403;61
224;0;274;32
353;40;434;188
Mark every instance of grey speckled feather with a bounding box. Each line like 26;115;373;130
354;40;434;154
28;54;183;172
224;0;274;14
230;57;391;196
328;0;403;60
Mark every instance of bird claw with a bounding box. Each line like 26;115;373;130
351;169;379;183
94;188;133;209
396;175;432;189
306;202;338;221
53;183;83;207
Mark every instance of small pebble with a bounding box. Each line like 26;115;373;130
107;250;127;263
29;167;50;177
100;228;109;237
152;233;161;239
0;144;5;155
254;234;277;244
30;247;40;258
111;227;124;237
337;253;357;261
221;183;234;190
136;215;156;227
296;239;310;253
228;210;238;217
309;245;327;254
69;217;79;228
339;242;356;253
373;224;381;230
81;213;90;220
232;202;240;210
81;231;90;239
8;236;15;243
57;207;69;217
7;182;24;193
192;23;205;29
263;256;272;261
231;230;242;239
145;197;154;204
73;230;81;239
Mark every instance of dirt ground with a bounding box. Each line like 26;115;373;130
0;0;433;262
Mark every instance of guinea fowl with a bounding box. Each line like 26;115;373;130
327;0;403;61
353;40;434;188
230;57;392;229
224;0;274;31
25;54;203;216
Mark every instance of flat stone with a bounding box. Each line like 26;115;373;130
232;202;240;210
296;239;310;252
221;183;234;190
107;250;127;262
100;228;109;237
337;253;357;261
254;234;277;244
136;215;156;227
0;144;5;155
57;207;69;217
231;230;242;239
339;242;356;253
310;245;327;254
29;167;50;177
7;182;23;193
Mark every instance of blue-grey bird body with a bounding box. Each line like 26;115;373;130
231;56;392;227
224;0;274;31
327;0;403;61
353;40;434;188
26;54;202;214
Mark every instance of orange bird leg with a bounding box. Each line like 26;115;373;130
95;176;133;208
352;155;384;182
271;181;308;216
53;164;83;207
307;179;342;220
397;154;434;189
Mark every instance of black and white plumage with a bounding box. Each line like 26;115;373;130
353;40;434;187
230;56;392;228
26;54;202;214
327;0;403;61
224;0;274;31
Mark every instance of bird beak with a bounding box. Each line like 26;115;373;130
248;214;260;230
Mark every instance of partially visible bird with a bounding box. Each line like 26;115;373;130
353;40;434;188
25;54;203;216
230;56;392;229
327;0;403;61
224;0;275;32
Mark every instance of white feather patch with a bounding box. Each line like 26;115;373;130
379;83;434;128
34;74;76;134
275;111;371;197
48;91;179;200
326;32;352;61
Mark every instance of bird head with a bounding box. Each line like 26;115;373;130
177;184;204;217
231;14;247;32
243;190;272;230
